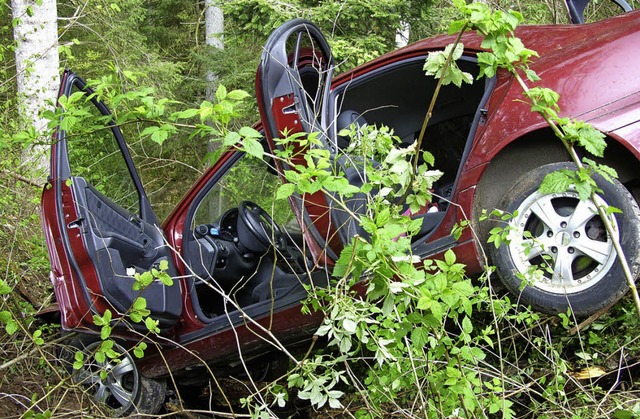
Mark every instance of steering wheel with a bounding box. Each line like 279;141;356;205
237;201;286;253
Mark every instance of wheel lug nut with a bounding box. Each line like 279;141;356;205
547;231;553;237
568;247;575;254
573;232;580;238
551;246;558;253
561;221;567;228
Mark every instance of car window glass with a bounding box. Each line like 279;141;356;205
66;84;141;216
192;154;294;227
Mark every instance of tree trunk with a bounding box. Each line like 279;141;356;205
205;0;223;156
396;21;410;48
205;0;223;101
11;0;59;181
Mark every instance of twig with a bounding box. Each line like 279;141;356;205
567;302;616;336
2;169;42;188
0;329;72;372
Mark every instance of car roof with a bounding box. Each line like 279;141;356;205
332;9;640;85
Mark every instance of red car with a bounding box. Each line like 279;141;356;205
42;1;640;415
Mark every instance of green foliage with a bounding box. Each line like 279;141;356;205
92;309;113;341
249;2;640;417
0;280;14;325
133;342;148;358
424;43;474;87
133;259;173;291
562;120;607;157
263;123;504;417
223;0;436;71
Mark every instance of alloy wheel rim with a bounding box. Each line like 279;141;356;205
507;190;617;294
74;342;139;415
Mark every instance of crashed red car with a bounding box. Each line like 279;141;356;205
41;1;640;415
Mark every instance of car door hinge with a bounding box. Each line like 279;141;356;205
479;108;488;124
67;217;86;233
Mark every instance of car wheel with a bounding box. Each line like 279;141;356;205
489;162;640;316
61;334;166;416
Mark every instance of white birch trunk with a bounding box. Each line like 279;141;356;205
205;0;223;154
12;0;59;180
396;21;410;48
205;0;223;96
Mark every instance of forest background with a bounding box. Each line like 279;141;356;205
2;0;640;417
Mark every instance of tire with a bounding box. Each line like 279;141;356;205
60;334;166;417
489;162;640;316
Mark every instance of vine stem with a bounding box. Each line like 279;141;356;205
399;21;469;206
413;21;469;173
513;72;640;316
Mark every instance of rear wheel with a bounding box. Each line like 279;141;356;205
489;162;640;316
61;334;166;416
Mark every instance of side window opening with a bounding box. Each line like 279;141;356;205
191;154;294;228
185;152;314;321
66;83;141;216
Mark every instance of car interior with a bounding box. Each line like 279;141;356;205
327;57;487;244
183;154;328;323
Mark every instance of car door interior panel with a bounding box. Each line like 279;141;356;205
71;177;182;324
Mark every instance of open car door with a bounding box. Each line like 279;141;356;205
257;18;333;144
256;19;339;261
42;70;182;333
565;0;632;23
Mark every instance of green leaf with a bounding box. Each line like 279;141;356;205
524;68;540;82
33;329;44;345
140;125;175;145
145;317;160;334
223;131;241;146
226;90;250;101
239;126;261;139
448;19;468;35
73;351;85;370
158;272;173;286
0;279;11;295
576;124;606;157
215;85;228;102
342;318;357;334
411;326;429;347
452;280;475;297
133;297;147;310
276;183;295;200
170;108;199;120
6;320;18;335
133;342;147;358
101;325;112;340
430;301;444;321
92;314;104;326
444;249;456;266
242;136;264;158
539;170;574;195
583;157;618;183
462;316;473;334
0;311;11;323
